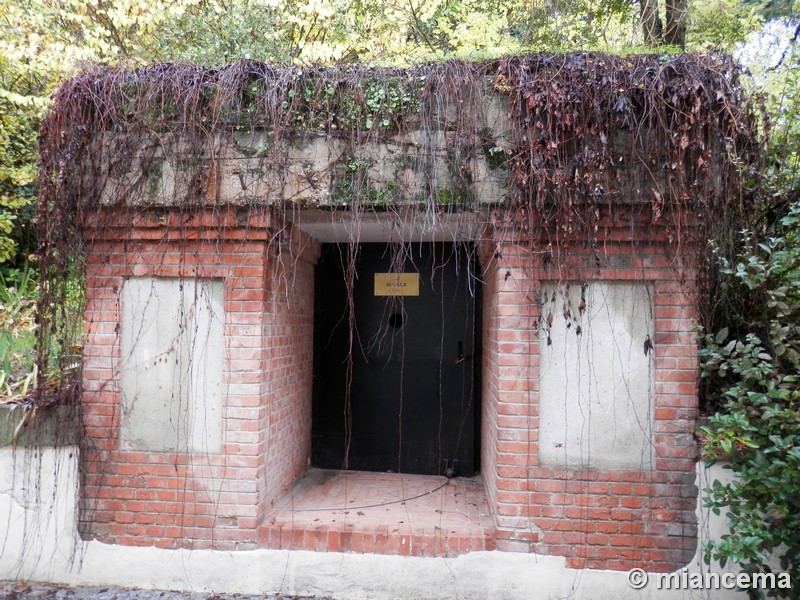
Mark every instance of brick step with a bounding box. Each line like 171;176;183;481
257;521;495;557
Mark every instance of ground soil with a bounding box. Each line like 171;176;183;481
0;582;333;600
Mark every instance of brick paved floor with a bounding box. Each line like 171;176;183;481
258;469;495;557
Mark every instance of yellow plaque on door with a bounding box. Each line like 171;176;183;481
374;273;420;296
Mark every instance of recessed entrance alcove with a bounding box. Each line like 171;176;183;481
257;210;492;556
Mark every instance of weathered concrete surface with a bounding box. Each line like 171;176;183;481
120;278;224;453
0;446;745;599
291;209;484;243
0;406;78;448
98;124;511;209
86;77;516;211
538;281;655;469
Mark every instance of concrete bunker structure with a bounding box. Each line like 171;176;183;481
53;54;757;573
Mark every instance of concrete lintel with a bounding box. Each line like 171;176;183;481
291;208;487;244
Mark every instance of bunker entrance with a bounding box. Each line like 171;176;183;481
312;242;480;477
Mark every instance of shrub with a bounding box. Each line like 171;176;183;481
699;200;800;599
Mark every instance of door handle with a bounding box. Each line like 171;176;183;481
454;341;465;364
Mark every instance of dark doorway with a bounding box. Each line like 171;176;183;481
312;242;480;476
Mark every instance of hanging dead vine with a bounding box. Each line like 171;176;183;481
33;51;763;401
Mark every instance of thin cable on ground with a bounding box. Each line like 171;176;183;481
290;480;450;512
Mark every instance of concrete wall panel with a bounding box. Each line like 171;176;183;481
538;281;654;470
120;277;224;453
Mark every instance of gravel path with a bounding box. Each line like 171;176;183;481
0;582;334;600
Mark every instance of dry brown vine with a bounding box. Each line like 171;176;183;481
35;52;764;402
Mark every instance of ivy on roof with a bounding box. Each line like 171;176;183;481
34;52;764;379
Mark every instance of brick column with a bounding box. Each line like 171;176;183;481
479;236;541;552
80;208;318;550
479;223;699;570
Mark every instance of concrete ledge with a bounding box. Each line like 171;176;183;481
0;446;748;599
0;405;79;448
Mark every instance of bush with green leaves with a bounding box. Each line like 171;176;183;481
0;96;38;266
699;200;800;599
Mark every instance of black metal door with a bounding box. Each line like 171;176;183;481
312;242;479;476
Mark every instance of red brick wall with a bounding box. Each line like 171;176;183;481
478;239;542;554
477;221;699;571
80;207;319;550
258;233;318;515
80;206;698;569
477;240;500;522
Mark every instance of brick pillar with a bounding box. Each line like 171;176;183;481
80;208;319;550
479;224;699;570
479;236;541;552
